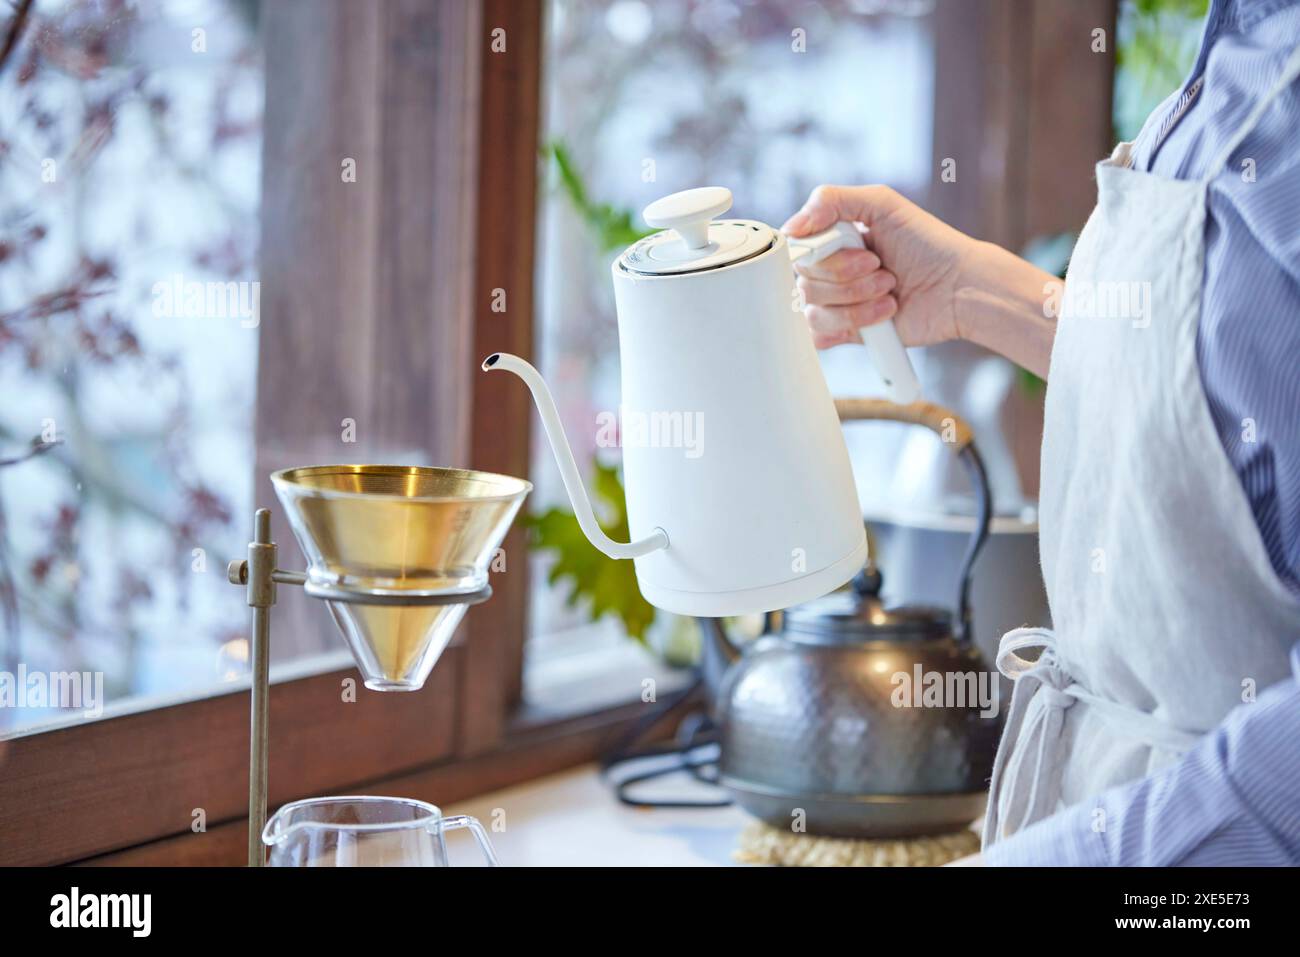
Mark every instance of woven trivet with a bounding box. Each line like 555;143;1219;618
734;820;980;867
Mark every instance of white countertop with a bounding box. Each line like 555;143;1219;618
447;762;754;867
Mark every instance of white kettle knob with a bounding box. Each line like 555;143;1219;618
642;186;732;249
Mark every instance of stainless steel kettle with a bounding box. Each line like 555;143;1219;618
698;399;1001;838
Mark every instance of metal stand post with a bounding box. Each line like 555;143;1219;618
229;509;276;867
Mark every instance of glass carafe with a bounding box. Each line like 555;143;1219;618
262;796;499;867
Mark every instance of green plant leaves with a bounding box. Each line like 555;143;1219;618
526;459;656;642
546;140;654;253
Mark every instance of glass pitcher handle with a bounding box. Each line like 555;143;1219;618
441;814;500;867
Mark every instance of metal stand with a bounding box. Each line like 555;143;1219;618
227;508;491;867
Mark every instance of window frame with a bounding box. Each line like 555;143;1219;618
0;0;574;868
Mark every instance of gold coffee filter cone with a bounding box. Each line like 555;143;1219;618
272;465;531;595
272;465;531;690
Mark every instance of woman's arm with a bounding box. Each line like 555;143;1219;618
784;185;1058;379
954;240;1059;380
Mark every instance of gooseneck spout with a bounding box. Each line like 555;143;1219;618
481;353;669;560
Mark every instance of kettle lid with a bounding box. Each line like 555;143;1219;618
619;186;776;276
782;568;953;644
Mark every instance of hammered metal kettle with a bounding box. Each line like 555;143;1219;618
698;399;1002;838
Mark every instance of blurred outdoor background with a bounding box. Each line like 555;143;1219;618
0;0;1208;730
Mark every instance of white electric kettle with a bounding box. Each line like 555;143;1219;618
483;186;921;617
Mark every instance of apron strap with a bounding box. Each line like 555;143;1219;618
1204;42;1300;179
981;627;1204;849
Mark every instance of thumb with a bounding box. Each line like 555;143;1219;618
781;184;898;237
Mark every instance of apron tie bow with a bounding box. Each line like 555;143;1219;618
982;627;1205;849
982;627;1082;845
1034;682;1078;710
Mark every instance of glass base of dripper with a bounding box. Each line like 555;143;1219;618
362;679;424;692
327;600;469;693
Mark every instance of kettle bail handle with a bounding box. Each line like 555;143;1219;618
834;399;992;644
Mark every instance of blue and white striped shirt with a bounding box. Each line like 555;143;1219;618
985;644;1300;866
1134;0;1300;595
988;1;1300;865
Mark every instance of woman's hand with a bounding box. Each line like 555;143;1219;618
784;185;976;349
784;184;1058;379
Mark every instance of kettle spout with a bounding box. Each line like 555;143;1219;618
481;353;669;560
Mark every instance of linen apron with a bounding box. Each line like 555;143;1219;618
983;45;1300;847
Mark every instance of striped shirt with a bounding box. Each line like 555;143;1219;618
985;644;1300;866
1131;0;1300;596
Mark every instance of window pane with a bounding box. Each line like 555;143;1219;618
0;0;262;731
528;0;935;664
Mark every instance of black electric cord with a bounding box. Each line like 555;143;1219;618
599;672;733;809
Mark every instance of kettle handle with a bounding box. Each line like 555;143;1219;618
791;223;922;405
834;398;992;644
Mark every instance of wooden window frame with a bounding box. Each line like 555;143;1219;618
0;0;665;868
0;0;1116;866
